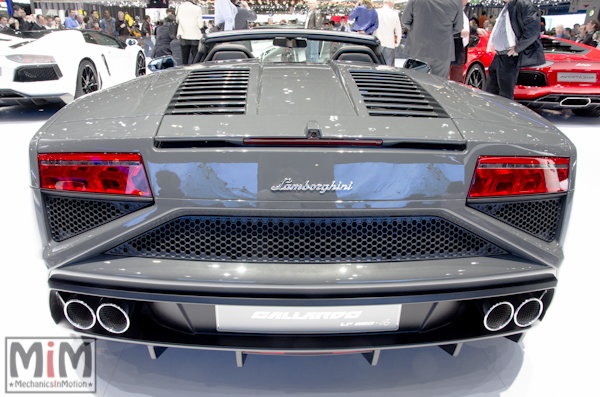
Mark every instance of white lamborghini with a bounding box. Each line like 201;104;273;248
0;29;145;106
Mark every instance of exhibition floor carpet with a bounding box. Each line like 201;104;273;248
0;105;596;397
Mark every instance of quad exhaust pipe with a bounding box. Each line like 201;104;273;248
482;296;544;331
63;300;96;330
62;297;130;334
483;301;514;331
97;303;131;334
514;298;543;328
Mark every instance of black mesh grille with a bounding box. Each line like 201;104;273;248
106;216;506;263
45;195;152;242
14;66;61;82
517;71;547;87
166;69;249;115
349;70;449;118
469;198;562;242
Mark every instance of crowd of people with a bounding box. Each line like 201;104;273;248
0;5;143;34
548;20;600;48
2;0;600;89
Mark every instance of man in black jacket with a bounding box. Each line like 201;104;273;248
11;5;33;31
582;19;599;48
232;0;257;30
152;15;182;66
484;0;545;100
141;15;154;57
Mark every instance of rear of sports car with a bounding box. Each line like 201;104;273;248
0;31;74;106
514;37;600;117
30;62;576;363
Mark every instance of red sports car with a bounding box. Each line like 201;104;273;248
464;33;600;117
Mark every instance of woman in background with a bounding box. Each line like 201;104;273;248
348;0;378;35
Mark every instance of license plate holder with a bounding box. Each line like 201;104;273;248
216;304;401;334
556;72;597;83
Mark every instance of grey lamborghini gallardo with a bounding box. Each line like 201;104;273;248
30;29;575;365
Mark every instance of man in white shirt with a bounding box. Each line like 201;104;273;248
485;0;544;99
374;0;401;65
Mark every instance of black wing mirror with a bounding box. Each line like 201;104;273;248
148;56;177;72
403;58;431;73
468;35;481;48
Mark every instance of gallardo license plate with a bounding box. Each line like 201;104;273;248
215;304;401;333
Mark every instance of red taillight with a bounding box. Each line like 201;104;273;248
38;153;152;197
468;156;569;198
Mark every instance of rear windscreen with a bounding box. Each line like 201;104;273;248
209;38;372;64
541;37;589;54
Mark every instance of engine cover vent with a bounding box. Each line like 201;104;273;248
106;215;507;263
469;198;563;242
166;69;250;115
349;70;449;118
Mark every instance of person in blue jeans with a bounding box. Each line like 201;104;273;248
304;0;322;62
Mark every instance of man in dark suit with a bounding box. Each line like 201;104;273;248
402;0;463;78
485;0;545;100
304;0;322;62
232;0;257;30
33;14;47;30
152;15;182;65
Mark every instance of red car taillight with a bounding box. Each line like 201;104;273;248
38;153;152;197
468;156;569;198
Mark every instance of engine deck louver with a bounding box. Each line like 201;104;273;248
166;69;250;115
350;70;449;118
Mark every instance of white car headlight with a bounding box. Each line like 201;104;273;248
6;54;56;64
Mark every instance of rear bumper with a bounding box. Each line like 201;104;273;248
518;94;600;111
515;86;600;110
0;89;71;106
49;266;556;352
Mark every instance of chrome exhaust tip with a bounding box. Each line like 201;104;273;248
483;301;514;331
63;300;96;330
514;298;543;327
559;97;591;108
97;303;130;334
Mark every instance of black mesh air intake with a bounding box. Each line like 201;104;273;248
166;69;249;115
14;66;61;82
468;198;563;242
349;70;449;118
516;71;547;87
106;215;506;263
45;195;152;242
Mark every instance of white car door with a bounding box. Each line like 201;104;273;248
84;31;133;86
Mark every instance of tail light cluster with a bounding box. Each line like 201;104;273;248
468;156;569;198
38;153;152;197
